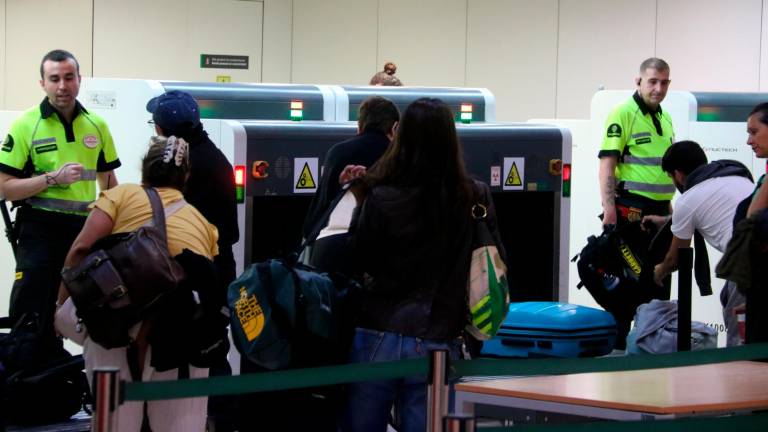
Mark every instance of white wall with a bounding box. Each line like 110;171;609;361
556;0;657;119
0;0;6;110
93;0;263;83
466;0;558;121
2;1;768;117
657;0;763;92
4;0;93;110
291;0;378;84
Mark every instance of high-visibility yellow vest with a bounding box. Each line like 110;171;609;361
0;99;120;215
599;93;675;201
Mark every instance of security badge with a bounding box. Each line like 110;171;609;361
83;134;99;149
1;134;13;152
627;207;642;222
606;123;622;138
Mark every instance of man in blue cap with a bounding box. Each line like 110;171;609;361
146;90;238;431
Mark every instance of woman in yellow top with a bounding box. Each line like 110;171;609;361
55;135;218;432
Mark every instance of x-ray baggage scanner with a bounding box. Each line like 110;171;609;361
337;85;495;123
79;78;338;183
230;120;571;302
79;79;498;185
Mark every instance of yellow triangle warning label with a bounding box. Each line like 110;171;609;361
505;162;522;186
296;162;316;189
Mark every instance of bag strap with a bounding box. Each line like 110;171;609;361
141;187;186;249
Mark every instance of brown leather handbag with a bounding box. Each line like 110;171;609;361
61;187;186;348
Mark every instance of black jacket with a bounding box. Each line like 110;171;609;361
685;159;753;191
302;131;390;237
351;180;501;340
182;126;239;284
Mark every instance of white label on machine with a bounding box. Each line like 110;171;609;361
84;91;117;109
293;157;319;194
490;166;501;187
503;157;524;191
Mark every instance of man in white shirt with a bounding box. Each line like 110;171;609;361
645;140;753;345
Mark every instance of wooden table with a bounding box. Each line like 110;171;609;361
454;361;768;421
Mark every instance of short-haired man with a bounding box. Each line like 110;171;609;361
599;57;675;228
302;96;400;237
0;49;120;335
645;140;753;346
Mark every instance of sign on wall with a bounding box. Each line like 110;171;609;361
200;54;249;70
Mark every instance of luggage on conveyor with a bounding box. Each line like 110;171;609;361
481;302;617;358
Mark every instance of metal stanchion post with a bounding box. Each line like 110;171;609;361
427;349;449;432
678;247;693;352
443;414;476;432
92;367;121;432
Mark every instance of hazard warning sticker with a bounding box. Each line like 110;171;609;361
503;157;524;191
293;157;318;194
490;166;501;187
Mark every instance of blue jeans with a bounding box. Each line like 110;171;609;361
341;328;461;432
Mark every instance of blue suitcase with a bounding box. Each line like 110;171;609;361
481;302;617;358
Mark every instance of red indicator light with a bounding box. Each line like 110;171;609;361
290;100;304;110
562;163;571;181
234;165;246;186
460;103;473;113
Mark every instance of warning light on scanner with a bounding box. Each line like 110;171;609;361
252;161;269;179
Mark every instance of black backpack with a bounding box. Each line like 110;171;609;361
573;225;669;338
0;314;90;427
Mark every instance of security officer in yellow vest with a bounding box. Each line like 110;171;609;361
0;49;120;335
597;58;675;334
599;57;675;229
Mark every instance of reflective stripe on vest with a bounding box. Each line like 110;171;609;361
622;181;676;195
623;156;663;166
26;197;90;213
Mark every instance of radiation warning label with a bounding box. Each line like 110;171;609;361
503;157;524;191
293;157;318;193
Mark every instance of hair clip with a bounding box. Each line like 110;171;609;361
162;136;177;163
174;138;189;167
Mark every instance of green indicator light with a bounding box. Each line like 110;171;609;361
290;109;303;121
460;112;472;123
562;182;571;198
236;186;244;203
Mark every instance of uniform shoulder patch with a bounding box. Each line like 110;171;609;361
1;134;13;152
606;123;622;138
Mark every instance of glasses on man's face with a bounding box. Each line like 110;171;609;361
147;119;155;130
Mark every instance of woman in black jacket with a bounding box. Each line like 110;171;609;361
342;98;500;432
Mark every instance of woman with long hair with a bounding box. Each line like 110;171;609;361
342;98;502;431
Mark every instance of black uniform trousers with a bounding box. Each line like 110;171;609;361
610;190;672;348
9;207;85;337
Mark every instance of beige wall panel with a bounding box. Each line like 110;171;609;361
94;0;262;83
556;0;656;119
291;0;377;85
657;0;761;92
759;0;768;90
5;0;93;110
466;0;558;121
0;0;6;109
378;0;467;87
262;0;293;83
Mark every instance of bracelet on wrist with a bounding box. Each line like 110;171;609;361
45;173;57;187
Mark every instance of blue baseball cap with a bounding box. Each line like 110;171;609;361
146;90;201;132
